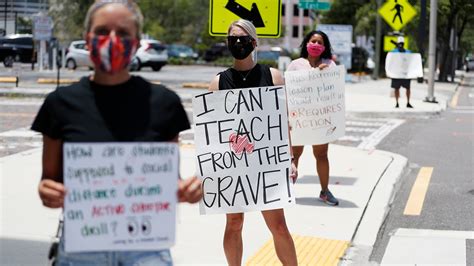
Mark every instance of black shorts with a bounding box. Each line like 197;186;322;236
391;79;411;89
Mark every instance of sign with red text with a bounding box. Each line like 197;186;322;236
285;65;346;145
63;142;178;252
193;86;294;215
385;52;423;79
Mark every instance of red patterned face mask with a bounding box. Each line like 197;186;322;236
88;34;138;74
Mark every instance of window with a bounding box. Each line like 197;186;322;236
282;4;285;16
292;25;298;38
293;4;299;16
304;9;309;17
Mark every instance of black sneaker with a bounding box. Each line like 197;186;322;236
319;190;339;206
395;103;399;108
407;103;413;108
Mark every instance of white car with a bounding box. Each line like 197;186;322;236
131;39;168;71
464;57;474;72
65;40;93;70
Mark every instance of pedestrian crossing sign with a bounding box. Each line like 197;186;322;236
209;0;282;37
384;36;410;51
378;0;417;31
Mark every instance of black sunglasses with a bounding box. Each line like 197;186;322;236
227;36;254;45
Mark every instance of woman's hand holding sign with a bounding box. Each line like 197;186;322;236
290;161;298;184
39;179;66;208
178;176;203;203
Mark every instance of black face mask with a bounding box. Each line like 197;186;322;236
227;35;255;60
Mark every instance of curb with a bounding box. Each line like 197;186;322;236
340;150;408;265
37;78;79;84
182;82;209;89
0;88;53;98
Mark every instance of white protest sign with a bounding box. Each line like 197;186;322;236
193;86;294;215
63;142;178;253
285;65;346;146
385;52;423;79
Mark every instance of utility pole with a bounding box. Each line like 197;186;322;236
426;0;438;103
373;0;382;80
4;0;7;33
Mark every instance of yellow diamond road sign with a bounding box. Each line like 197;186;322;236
209;0;281;38
384;36;410;51
378;0;417;31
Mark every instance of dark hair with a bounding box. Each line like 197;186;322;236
299;30;333;59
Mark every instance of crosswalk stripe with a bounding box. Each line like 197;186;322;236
345;127;377;133
0;127;41;137
403;167;434;216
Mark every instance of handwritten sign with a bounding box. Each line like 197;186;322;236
385;52;423;79
63;142;178;253
285;65;346;145
193;86;294;215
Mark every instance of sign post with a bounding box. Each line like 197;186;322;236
209;0;282;37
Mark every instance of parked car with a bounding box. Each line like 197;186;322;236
257;46;292;71
65;40;93;70
203;42;230;62
131;39;168;71
167;44;198;60
0;34;35;67
464;56;474;72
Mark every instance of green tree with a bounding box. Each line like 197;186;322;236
17;16;32;34
49;0;94;44
436;0;474;81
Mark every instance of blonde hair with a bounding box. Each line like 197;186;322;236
227;19;258;45
84;0;144;38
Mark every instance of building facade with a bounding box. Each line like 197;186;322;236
0;0;49;35
281;0;316;52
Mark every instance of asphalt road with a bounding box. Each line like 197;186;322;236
370;74;474;264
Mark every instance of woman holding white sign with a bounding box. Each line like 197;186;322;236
32;1;202;265
286;30;340;206
208;19;298;266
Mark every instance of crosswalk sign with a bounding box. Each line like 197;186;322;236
209;0;282;38
384;36;410;51
378;0;417;31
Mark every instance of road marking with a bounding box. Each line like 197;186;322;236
382;228;472;265
451;109;474;114
345;127;377;133
0;112;36;117
450;86;462;107
0;100;43;106
357;119;404;150
0;127;40;137
403;167;433;216
245;235;349;266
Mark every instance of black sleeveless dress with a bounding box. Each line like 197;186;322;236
218;63;274;90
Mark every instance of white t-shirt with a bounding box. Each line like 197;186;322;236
286;57;336;71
